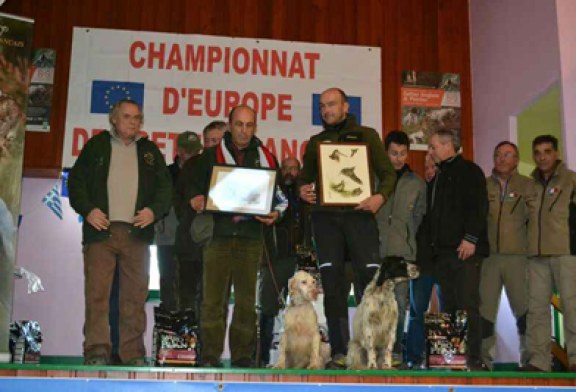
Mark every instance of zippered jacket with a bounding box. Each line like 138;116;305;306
376;168;426;261
186;132;281;240
298;114;396;210
68;131;172;245
424;154;489;257
486;171;531;255
527;161;576;256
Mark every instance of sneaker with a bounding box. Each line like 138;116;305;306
326;353;347;370
392;353;403;368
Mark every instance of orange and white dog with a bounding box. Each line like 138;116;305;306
275;270;330;369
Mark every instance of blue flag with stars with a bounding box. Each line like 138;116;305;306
90;80;145;114
42;183;63;220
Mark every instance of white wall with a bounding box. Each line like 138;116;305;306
470;0;561;172
12;177;158;357
556;0;576;167
469;0;562;364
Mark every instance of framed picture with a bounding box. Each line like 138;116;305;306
205;165;277;216
318;142;372;206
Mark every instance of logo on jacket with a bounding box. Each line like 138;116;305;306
144;152;155;166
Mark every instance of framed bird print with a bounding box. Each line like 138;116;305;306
317;142;373;206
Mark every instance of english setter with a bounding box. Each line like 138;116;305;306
275;270;330;369
347;256;419;370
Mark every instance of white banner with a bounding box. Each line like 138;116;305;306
64;28;381;167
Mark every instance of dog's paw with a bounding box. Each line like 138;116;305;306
307;362;322;370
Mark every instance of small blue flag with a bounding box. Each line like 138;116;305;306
60;170;69;198
42;183;63;220
311;93;362;126
90;80;145;114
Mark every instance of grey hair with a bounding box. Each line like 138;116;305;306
433;128;461;152
108;99;143;130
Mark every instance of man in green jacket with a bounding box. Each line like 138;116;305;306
524;135;576;372
188;105;283;368
68;99;172;366
299;87;396;368
376;130;426;367
480;141;531;370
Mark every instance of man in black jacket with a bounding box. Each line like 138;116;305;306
423;128;489;370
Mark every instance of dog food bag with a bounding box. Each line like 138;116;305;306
9;320;42;364
153;307;199;367
425;311;467;369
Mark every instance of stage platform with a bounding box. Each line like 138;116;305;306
1;358;576;391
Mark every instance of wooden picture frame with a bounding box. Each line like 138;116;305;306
318;142;373;206
205;165;277;216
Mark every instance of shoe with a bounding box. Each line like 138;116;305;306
231;358;254;368
392;357;404;368
84;356;108;366
396;362;412;370
466;361;488;371
125;357;147;366
202;358;223;368
519;364;546;372
569;364;576;372
326;353;347;370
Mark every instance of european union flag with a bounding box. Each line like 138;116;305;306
90;80;145;114
311;93;362;126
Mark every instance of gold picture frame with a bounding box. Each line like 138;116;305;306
205;165;277;216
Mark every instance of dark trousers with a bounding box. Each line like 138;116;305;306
157;245;179;311
178;255;203;316
405;274;442;364
258;255;298;365
433;253;483;365
312;211;380;357
200;237;262;363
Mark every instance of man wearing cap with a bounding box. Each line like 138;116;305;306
154;131;203;311
173;121;227;316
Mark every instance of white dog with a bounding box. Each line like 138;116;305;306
275;270;330;369
348;257;419;370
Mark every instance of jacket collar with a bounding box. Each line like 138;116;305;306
531;160;564;184
437;154;460;171
321;113;357;133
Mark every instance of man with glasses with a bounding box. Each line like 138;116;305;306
480;141;531;370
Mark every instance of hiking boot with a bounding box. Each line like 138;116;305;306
326;353;347;370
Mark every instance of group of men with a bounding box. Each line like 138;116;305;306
68;87;576;372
